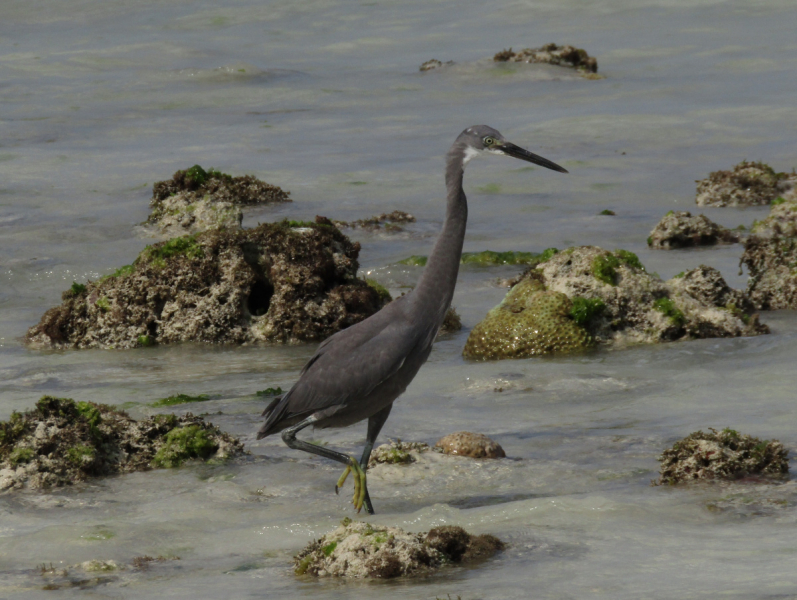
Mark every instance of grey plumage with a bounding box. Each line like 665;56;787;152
257;125;567;514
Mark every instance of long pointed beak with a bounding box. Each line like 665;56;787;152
500;141;568;173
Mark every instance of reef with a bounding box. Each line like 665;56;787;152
695;161;795;207
741;190;797;309
146;165;290;234
26;219;388;349
493;43;598;74
0;396;244;492
464;247;767;359
648;211;739;249
655;428;789;485
294;520;504;578
419;59;454;72
434;432;506;459
368;440;430;467
325;210;416;232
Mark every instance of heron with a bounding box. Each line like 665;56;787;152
257;125;567;514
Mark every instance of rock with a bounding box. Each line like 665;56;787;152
368;440;430;467
654;428;789;485
26;221;388;349
464;247;767;359
0;396;244;492
740;191;797;309
647;211;739;249
494;43;598;74
419;59;454;71
439;306;462;334
329;210;416;232
434;432;506;459
294;520;504;578
695;161;796;207
147;165;290;235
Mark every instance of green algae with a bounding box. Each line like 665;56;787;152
151;394;211;407
592;253;620;285
255;387;283;397
615;249;644;271
66;445;95;466
569;297;605;326
183;165;231;187
771;196;787;206
398;255;428;266
9;447;34;465
94;297;110;312
366;279;392;303
322;542;338;557
137;335;155;347
70;282;87;295
139;235;203;268
653;297;685;326
400;248;558;268
101;264;134;281
599;209;616;215
151;425;218;468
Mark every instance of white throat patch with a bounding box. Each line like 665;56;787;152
462;146;481;165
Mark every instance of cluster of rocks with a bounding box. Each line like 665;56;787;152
493;43;598;74
26;220;388;349
294;520;503;578
655;428;789;486
146;165;290;235
695;161;795;207
463;246;767;360
647;211;739;249
0;396;244;492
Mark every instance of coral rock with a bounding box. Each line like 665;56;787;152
368;440;430;467
695;161;795;207
434;432;506;459
26;222;388;349
648;211;739;249
655;428;789;485
294;520;504;578
493;43;598;73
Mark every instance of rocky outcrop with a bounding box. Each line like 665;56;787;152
294;520;504;578
146;165;290;235
494;43;598;74
464;247;767;360
0;396;244;492
695;161;795;207
648;211;739;249
655;428;788;485
26;220;388;349
434;432;506;459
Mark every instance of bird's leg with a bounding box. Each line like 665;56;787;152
354;405;394;515
281;416;368;513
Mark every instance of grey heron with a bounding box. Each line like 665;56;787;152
257;125;567;514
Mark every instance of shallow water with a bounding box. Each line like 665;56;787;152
2;0;797;598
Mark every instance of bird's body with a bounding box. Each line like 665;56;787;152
258;125;566;514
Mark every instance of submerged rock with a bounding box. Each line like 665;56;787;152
327;210;416;232
294;520;504;578
695;161;795;207
741;191;797;309
0;396;244;492
26;220;388;349
464;247;767;359
147;165;290;234
368;440;430;467
648;211;739;249
419;59;454;71
434;432;506;459
655;428;789;485
439;306;462;334
493;43;598;74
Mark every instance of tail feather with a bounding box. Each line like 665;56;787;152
257;392;292;440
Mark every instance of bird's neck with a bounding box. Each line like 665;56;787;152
412;147;468;326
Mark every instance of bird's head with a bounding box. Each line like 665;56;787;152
456;125;568;173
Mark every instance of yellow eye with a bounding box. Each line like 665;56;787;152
483;137;495;146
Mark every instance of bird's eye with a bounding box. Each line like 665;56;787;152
483;137;495;146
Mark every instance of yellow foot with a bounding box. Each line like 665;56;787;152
334;456;367;513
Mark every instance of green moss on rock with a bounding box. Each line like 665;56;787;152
569;296;605;326
152;425;218;468
151;393;211;407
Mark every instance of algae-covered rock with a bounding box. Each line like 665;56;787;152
294;520;504;578
648;211;739;249
419;59;454;72
0;396;244;492
147;165;290;235
695;161;795;207
465;247;767;359
368;440;430;467
439;306;462;334
329;210;416;232
434;432;506;459
740;190;797;309
26;220;388;349
493;43;598;74
463;278;593;360
655;428;789;486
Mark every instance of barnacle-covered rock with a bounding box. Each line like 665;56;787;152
147;165;290;234
368;440;430;467
0;396;244;492
26;221;388;349
648;211;739;249
465;247;767;359
434;432;506;459
654;428;788;485
695;161;795;207
294;520;504;578
493;43;598;74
